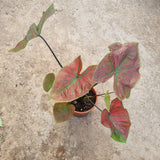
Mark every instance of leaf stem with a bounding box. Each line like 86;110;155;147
86;95;102;112
97;92;114;96
92;83;98;87
84;91;114;102
39;35;63;68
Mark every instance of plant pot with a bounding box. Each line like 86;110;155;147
73;88;97;117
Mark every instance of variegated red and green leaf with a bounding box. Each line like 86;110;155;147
9;4;55;52
43;73;55;92
53;103;75;123
50;56;96;102
9;23;39;52
26;23;39;41
9;37;28;52
101;98;131;143
37;4;55;34
93;42;140;99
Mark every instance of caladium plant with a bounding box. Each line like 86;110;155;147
93;42;140;100
9;4;140;143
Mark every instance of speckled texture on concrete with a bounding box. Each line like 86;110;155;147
0;0;160;159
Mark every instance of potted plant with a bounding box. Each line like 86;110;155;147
9;4;140;143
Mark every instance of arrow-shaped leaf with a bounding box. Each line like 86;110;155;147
50;56;96;102
43;73;55;92
53;103;75;123
8;37;28;52
101;98;131;143
9;4;55;52
93;43;140;100
37;4;55;34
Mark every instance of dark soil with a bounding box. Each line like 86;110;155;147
70;89;96;112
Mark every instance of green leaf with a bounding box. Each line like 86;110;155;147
26;23;39;41
53;103;75;123
43;73;55;92
37;4;55;34
0;118;2;127
9;37;28;52
9;23;39;53
9;4;55;52
104;90;110;111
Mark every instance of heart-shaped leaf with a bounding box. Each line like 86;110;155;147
93;43;140;100
43;73;55;92
53;103;75;123
104;90;110;111
101;98;131;143
50;56;96;102
9;4;55;52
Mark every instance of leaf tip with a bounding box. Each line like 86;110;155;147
0;118;2;127
8;49;13;53
51;3;55;12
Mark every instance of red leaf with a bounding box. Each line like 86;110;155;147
93;43;140;99
50;56;96;102
53;103;75;123
101;98;131;143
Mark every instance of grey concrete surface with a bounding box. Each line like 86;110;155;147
0;0;160;159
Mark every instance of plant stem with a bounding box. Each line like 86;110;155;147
97;92;114;96
84;92;114;99
93;83;98;87
86;95;102;112
39;35;63;68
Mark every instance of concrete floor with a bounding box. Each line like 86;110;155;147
0;0;160;159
